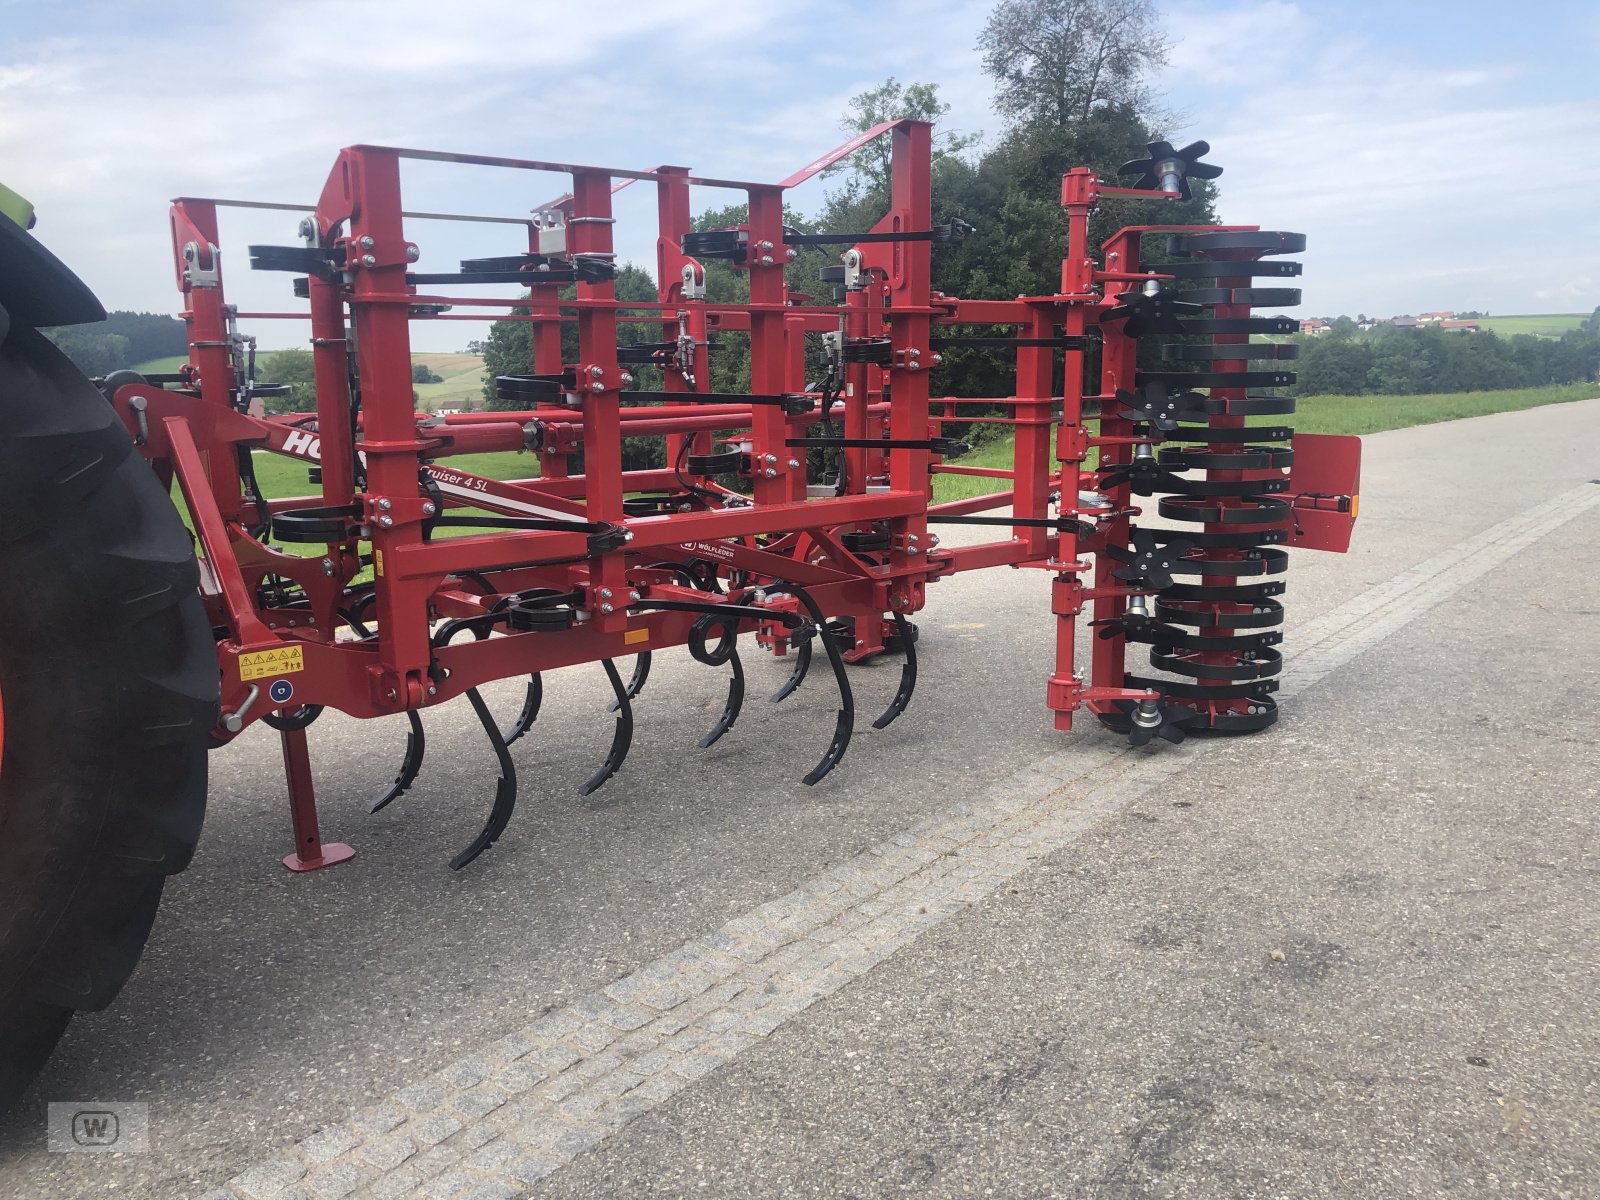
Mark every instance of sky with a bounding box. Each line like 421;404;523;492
3;0;1596;351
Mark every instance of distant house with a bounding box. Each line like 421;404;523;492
1439;320;1480;332
1299;318;1331;336
1418;310;1455;324
1392;315;1420;329
1356;317;1376;331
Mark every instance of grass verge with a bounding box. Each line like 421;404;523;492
930;383;1597;504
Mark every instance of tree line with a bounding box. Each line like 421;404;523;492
45;310;186;376
1290;312;1600;397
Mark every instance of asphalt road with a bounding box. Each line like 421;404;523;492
1;398;1596;1199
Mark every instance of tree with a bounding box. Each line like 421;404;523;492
260;347;317;414
822;78;979;209
978;0;1170;132
1295;337;1373;395
412;362;442;384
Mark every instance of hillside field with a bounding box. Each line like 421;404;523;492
133;351;488;411
1474;314;1586;338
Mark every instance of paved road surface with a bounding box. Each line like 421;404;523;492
1;398;1596;1199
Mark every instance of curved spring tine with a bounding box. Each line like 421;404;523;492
450;688;519;870
769;633;812;704
502;673;543;747
608;651;652;712
580;658;634;797
871;611;919;731
698;643;745;748
370;710;427;813
782;585;855;786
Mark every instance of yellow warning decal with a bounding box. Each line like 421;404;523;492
373;550;385;577
239;645;305;681
623;627;650;646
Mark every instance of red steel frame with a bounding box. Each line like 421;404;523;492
108;122;1356;869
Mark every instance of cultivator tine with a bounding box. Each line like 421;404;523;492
449;688;518;870
778;584;855;785
580;659;634;797
699;643;745;748
502;674;543;746
370;710;426;813
769;630;813;704
871;612;918;731
609;651;652;712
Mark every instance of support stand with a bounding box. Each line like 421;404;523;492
279;726;355;872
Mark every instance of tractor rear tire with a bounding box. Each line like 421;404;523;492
0;324;216;1110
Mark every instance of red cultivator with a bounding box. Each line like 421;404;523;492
0;122;1358;1099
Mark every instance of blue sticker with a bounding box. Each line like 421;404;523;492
269;679;295;705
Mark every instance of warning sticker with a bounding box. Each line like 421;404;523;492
239;645;305;681
623;627;650;646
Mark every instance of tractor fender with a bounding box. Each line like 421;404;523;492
0;193;106;330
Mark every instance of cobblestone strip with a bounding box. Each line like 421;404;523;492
205;481;1600;1200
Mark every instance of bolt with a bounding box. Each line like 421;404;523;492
589;365;604;378
787;458;801;469
421;501;437;516
405;245;419;262
764;467;778;477
320;557;335;576
358;235;375;249
786;248;798;261
590;381;605;392
378;515;394;528
928;534;940;547
628;590;640;601
760;240;774;251
760;255;774;266
599;588;613;599
386;689;397;701
620;372;634;386
906;362;920;371
377;498;393;511
600;602;615;614
361;254;377;267
763;453;777;464
287;619;296;627
428;685;438;696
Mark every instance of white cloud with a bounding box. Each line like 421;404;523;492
1162;1;1600;318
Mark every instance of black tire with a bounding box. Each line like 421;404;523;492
0;324;216;1110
